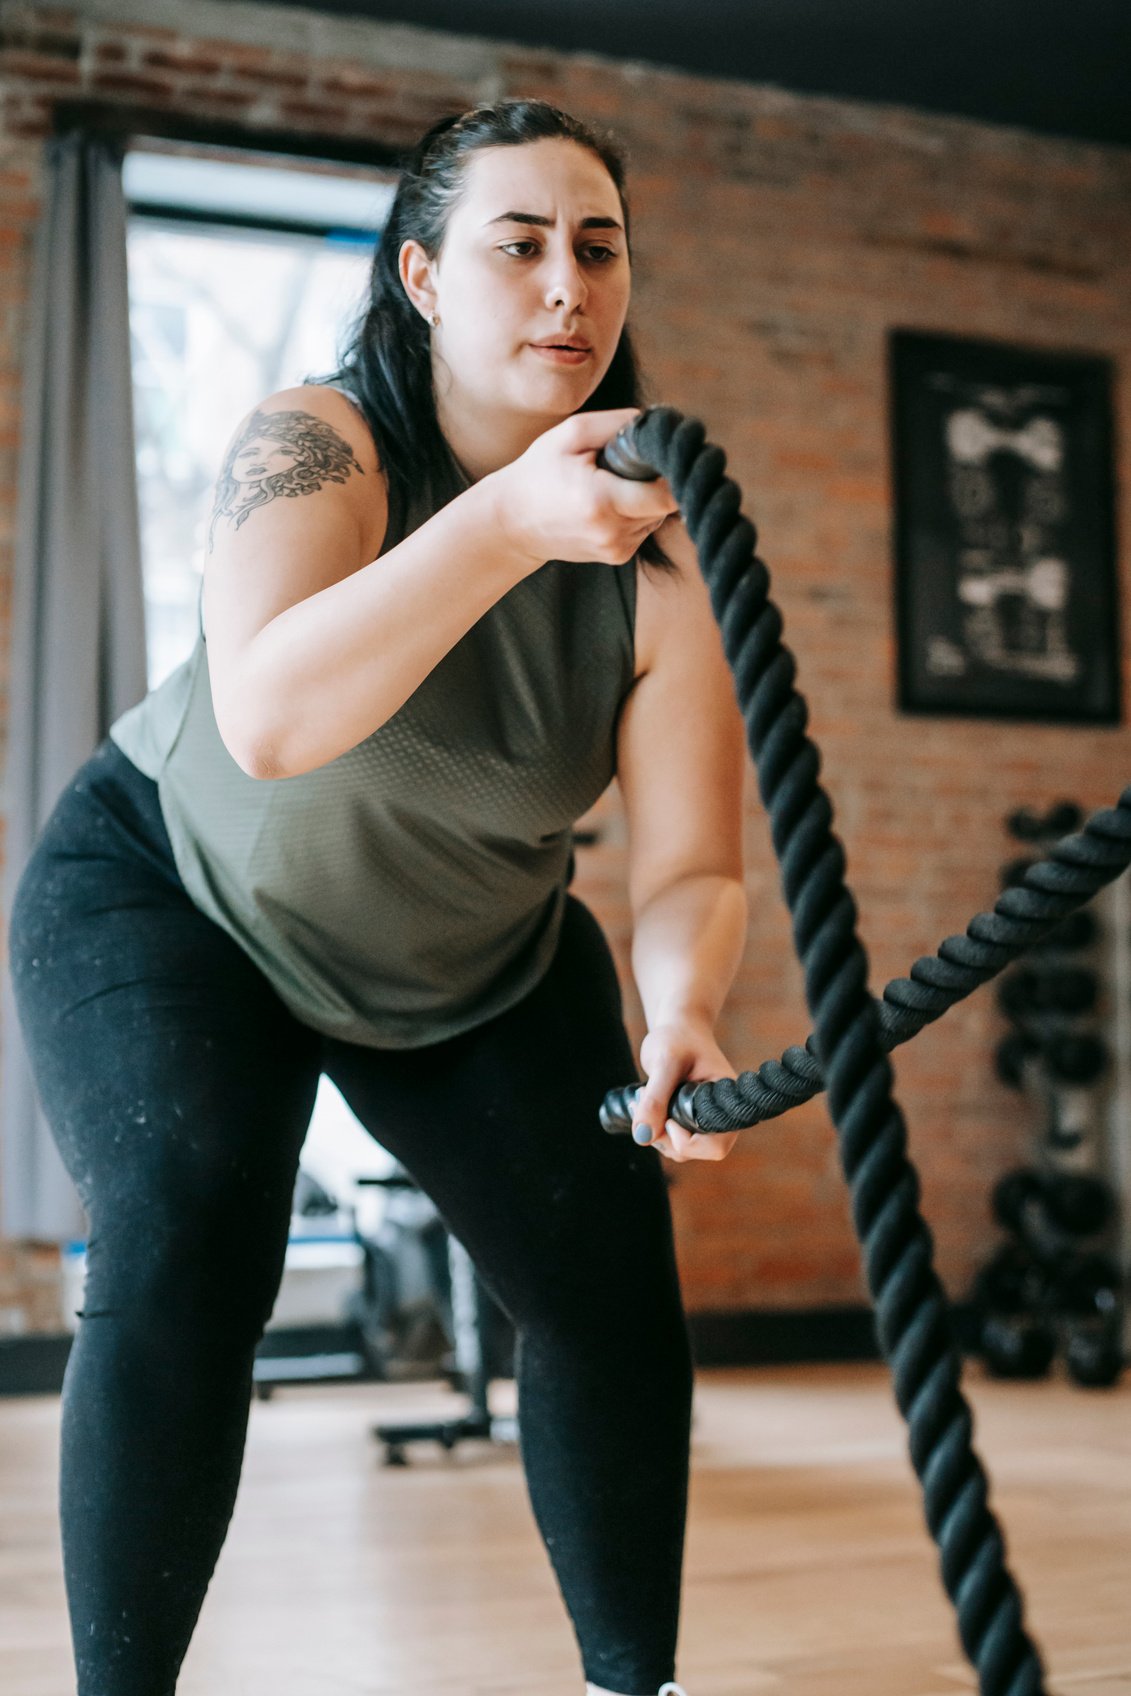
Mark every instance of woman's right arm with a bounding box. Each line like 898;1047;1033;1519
203;386;539;780
203;388;675;780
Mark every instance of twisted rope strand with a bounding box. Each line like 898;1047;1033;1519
600;787;1131;1138
684;791;1131;1131
623;404;1049;1696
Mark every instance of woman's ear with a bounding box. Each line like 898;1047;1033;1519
398;238;437;325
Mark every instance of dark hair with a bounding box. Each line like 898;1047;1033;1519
305;97;677;575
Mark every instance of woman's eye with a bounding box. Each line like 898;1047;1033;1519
500;241;618;263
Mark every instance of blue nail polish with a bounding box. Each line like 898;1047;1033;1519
633;1123;653;1144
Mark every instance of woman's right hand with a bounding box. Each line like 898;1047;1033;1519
490;408;680;569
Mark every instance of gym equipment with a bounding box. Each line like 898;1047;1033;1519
1046;1249;1125;1389
971;1157;1123;1389
979;1313;1057;1381
1026;910;1098;956
974;805;1123;1377
996;966;1098;1019
590;405;1131;1696
1039;1172;1115;1237
993;1030;1040;1090
1049;1249;1122;1322
358;1173;518;1466
1041;1031;1109;1088
252;1166;516;1437
252;1169;373;1397
971;1242;1057;1382
991;1169;1115;1268
1006;802;1083;843
972;1242;1040;1317
1063;1327;1123;1388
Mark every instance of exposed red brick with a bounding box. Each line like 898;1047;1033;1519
315;69;400;100
224;63;310;93
2;105;54;139
0;48;80;82
0;24;79;59
193;39;278;67
107;21;178;44
498;50;562;82
139;47;227;78
1;21;1129;1328
389;89;473;124
18;7;77;31
90;40;129;65
276;99;360;130
0;195;40;226
172;86;260;115
87;69;179;101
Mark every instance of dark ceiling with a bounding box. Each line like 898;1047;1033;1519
250;0;1130;151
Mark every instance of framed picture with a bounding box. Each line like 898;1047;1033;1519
888;328;1121;723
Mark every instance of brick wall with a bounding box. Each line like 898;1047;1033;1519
2;1;1129;1334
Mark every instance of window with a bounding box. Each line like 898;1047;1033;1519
124;145;399;1203
124;146;395;687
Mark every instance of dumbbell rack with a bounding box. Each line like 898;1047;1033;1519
1101;869;1131;1359
975;807;1127;1385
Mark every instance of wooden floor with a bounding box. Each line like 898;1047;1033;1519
1;1362;1127;1696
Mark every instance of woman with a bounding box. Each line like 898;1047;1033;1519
8;98;747;1696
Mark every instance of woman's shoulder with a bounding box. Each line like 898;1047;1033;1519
231;381;383;476
292;380;380;458
272;381;390;558
630;513;698;680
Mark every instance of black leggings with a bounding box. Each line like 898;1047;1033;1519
8;737;693;1696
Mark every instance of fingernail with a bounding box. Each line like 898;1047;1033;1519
633;1123;653;1144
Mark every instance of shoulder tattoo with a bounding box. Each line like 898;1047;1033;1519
207;407;365;554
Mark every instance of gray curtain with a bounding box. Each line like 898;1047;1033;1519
1;131;148;1241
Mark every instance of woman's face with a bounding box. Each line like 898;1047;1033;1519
400;137;631;471
231;434;294;491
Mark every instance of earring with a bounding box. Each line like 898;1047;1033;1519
430;312;440;328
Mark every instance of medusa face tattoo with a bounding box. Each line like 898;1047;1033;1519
207;407;366;553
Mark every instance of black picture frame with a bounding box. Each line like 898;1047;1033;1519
888;328;1122;723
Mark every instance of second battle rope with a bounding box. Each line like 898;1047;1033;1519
600;792;1131;1133
593;404;1054;1696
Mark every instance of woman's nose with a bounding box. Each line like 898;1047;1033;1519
543;254;587;313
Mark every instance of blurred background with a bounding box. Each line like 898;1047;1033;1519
0;0;1128;1388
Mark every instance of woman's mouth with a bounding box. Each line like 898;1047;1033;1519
530;345;591;365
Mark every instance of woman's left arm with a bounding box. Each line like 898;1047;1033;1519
615;514;749;1163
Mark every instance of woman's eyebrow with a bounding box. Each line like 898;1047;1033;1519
484;211;623;232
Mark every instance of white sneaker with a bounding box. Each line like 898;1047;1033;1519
585;1682;689;1696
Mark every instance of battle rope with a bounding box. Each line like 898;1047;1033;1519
593;405;1057;1696
600;791;1131;1133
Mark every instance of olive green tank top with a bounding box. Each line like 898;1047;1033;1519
108;389;638;1049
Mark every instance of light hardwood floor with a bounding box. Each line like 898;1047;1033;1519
0;1363;1127;1696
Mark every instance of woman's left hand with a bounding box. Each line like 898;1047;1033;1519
632;1018;740;1162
